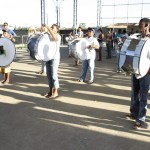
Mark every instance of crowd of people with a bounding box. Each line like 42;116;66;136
0;18;150;130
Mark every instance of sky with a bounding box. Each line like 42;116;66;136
0;0;149;28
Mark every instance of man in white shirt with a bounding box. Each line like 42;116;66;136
78;27;99;84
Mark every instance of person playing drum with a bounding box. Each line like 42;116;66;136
126;18;150;130
77;27;99;84
74;27;84;66
44;24;61;98
0;29;15;85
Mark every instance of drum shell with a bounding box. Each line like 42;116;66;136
69;39;81;59
119;37;150;77
69;38;91;61
27;34;41;60
27;33;57;61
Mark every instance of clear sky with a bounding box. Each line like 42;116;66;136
0;0;149;28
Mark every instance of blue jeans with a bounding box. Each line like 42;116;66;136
106;41;112;58
130;74;150;123
46;59;60;89
41;61;46;73
116;51;121;71
80;59;95;81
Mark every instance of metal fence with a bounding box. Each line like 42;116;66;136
15;34;70;46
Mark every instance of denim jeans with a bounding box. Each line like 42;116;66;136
80;59;95;81
116;51;121;71
130;74;150;123
46;59;60;89
41;61;46;73
106;41;112;58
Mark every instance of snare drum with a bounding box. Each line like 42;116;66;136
119;34;150;77
27;33;57;61
0;37;16;67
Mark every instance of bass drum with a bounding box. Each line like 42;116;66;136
0;37;16;67
119;34;150;77
27;33;57;61
69;38;81;59
69;38;90;61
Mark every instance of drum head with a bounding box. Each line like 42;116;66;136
0;37;16;67
138;39;150;76
69;39;81;59
119;37;150;77
76;39;90;60
35;33;57;61
119;39;132;72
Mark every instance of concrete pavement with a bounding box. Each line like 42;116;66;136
0;46;150;150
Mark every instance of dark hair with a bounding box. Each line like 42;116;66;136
78;26;82;30
3;22;8;26
139;18;150;28
42;24;46;27
118;29;122;33
88;27;94;31
99;28;103;33
123;29;126;34
51;24;59;31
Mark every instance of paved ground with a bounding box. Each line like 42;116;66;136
0;46;150;150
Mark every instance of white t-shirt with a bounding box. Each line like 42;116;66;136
85;36;99;59
77;31;84;38
49;33;61;60
135;36;150;79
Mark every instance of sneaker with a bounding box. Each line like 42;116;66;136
116;70;122;73
126;114;136;120
133;122;149;130
87;80;94;84
77;79;84;82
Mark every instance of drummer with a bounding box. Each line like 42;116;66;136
0;29;15;85
74;27;84;66
126;18;150;130
77;27;99;84
44;24;61;98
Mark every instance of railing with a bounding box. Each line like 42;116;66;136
14;34;69;48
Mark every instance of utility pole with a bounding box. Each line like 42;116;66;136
97;0;102;28
56;0;64;27
56;0;59;26
73;0;78;29
41;0;46;25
